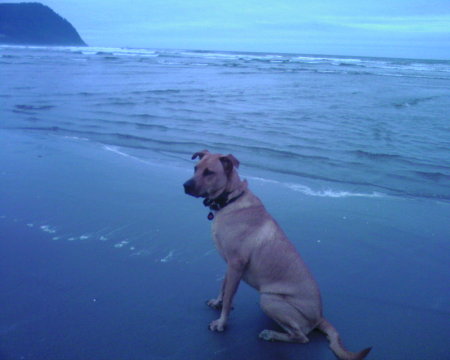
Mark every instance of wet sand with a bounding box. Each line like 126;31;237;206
1;130;449;359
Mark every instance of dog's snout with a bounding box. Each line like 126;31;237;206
183;179;196;195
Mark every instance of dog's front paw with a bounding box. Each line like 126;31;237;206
259;329;275;341
206;298;223;310
209;318;226;332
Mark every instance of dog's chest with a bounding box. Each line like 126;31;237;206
211;217;253;266
211;221;227;259
211;218;240;262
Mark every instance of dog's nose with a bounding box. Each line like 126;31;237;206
183;179;196;195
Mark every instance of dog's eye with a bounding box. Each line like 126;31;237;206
203;168;215;176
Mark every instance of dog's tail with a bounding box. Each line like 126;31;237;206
317;318;372;360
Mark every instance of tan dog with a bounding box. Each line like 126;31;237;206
183;150;371;360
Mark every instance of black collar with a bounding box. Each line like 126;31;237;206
203;190;245;220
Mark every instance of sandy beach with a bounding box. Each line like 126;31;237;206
1;129;449;359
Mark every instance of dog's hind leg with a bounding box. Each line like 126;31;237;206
258;293;310;344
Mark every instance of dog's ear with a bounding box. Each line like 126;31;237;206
191;150;209;160
220;154;240;176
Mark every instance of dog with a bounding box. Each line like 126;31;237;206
183;150;371;360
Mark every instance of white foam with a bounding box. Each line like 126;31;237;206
160;250;174;263
40;225;56;233
103;145;132;158
63;136;89;141
249;176;384;199
285;183;383;198
77;46;158;58
114;240;129;248
130;249;152;256
103;145;149;164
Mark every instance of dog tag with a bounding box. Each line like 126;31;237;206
207;212;214;220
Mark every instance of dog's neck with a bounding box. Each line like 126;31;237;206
203;190;245;211
203;181;247;220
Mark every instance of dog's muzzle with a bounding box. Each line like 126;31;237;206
183;179;197;196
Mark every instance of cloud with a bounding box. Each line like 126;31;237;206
329;15;450;33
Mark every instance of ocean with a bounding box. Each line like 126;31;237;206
1;45;449;201
1;45;449;360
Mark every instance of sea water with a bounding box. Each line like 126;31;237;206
1;46;450;360
1;45;449;201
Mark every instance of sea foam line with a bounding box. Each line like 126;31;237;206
103;145;149;164
248;176;384;199
160;250;174;263
285;183;383;198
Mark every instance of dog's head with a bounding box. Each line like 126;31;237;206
183;150;240;199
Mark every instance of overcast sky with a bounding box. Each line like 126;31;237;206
5;0;450;59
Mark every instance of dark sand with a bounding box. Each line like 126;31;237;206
1;130;449;360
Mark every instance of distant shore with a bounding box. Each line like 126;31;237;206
0;3;87;46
